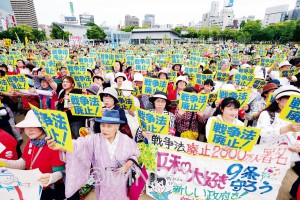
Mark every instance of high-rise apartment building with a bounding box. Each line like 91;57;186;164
10;0;38;28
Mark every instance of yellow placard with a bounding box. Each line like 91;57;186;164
67;64;87;76
233;73;255;87
69;93;102;117
280;68;300;78
0;77;10;92
142;77;168;95
279;94;300;123
208;92;218;103
266;94;275;108
207;119;260;152
167;71;178;82
178;91;209;111
214;71;230;82
171;54;184;64
44;59;57;76
183;66;198;77
3;39;11;48
30;104;73;152
6;75;29;90
134;58;151;71
137;108;170;134
217;89;251;108
118;96;136;111
193;74;214;85
73;74;92;89
131;86;141;97
253;78;267;89
99;53;115;66
51;48;69;61
78;57;95;68
0;160;7;167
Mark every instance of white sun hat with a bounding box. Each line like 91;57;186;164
15;110;42;128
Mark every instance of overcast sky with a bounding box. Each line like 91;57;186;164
34;0;297;27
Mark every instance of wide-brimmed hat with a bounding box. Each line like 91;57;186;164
93;75;104;82
220;83;236;91
95;110;125;124
15;110;42;128
231;60;241;66
241;64;251;68
261;83;278;97
87;83;101;95
119;80;134;91
175;76;188;85
273;85;300;100
149;91;171;105
100;87;119;103
279;60;292;68
114;72;127;82
158;69;168;79
172;64;182;70
133;73;143;82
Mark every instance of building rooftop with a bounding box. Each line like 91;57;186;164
132;28;179;35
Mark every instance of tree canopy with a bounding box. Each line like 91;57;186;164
0;24;46;42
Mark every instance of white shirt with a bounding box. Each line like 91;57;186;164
268;69;297;86
256;111;299;145
104;132;120;159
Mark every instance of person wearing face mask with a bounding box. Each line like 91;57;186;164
119;80;140;138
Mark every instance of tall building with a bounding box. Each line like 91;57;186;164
291;0;300;20
263;5;289;27
0;0;17;31
124;15;139;27
142;14;155;27
224;0;234;7
210;1;219;17
10;0;38;28
79;13;94;25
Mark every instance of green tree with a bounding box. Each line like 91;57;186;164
172;26;183;36
220;28;237;40
86;24;106;40
50;24;68;39
240;20;246;29
210;25;221;40
278;20;296;43
240;20;263;41
294;19;300;41
198;27;210;40
121;25;139;32
185;27;198;38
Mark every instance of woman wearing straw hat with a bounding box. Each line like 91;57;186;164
47;110;140;200
0;110;66;200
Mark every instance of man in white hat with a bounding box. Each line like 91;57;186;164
267;60;297;86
